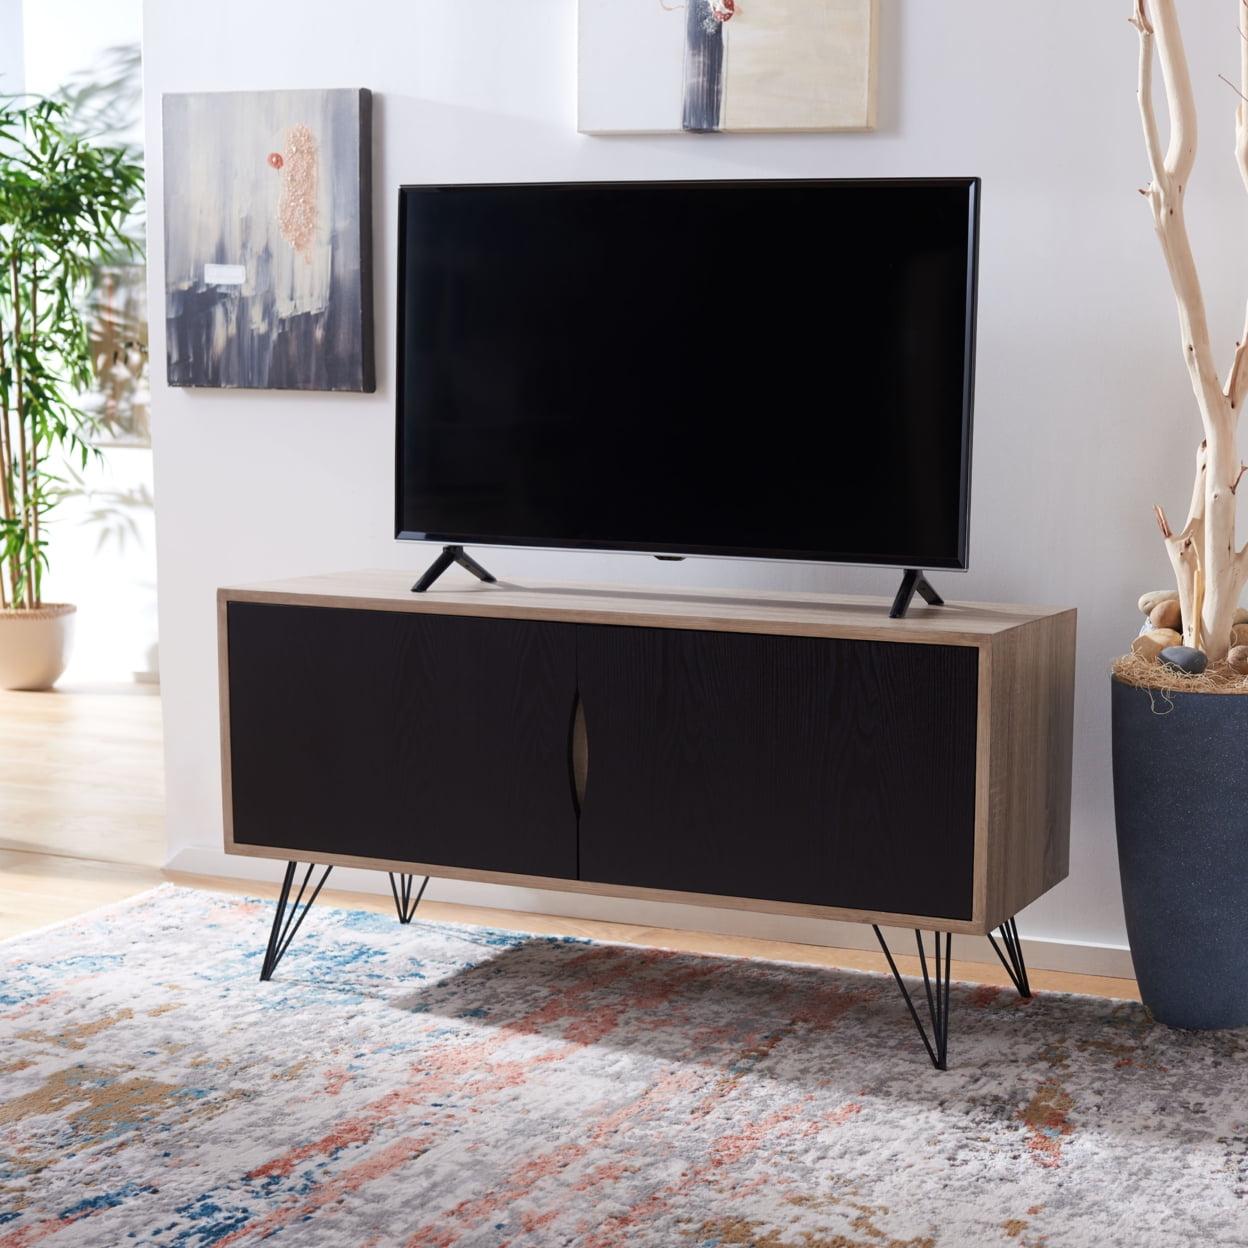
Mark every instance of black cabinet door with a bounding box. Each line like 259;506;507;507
227;603;578;877
576;625;978;919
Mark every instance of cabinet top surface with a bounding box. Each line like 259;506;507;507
219;569;1074;645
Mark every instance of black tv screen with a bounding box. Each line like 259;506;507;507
396;178;978;570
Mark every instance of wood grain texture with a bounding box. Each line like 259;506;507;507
971;644;993;928
225;603;579;878
217;575;1076;936
0;685;163;868
219;570;1062;645
981;610;1076;929
219;840;988;933
576;624;978;920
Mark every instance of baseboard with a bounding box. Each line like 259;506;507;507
164;846;1136;982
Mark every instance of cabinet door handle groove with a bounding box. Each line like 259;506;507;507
569;687;589;817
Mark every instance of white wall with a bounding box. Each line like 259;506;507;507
0;0;22;93
143;0;1243;972
21;0;136;103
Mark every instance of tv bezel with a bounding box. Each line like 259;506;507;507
394;177;979;573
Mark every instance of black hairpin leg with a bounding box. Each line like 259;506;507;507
260;861;333;981
987;916;1032;998
873;925;953;1070
388;873;429;924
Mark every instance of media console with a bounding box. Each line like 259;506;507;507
218;570;1076;1068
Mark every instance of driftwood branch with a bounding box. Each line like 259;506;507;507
1133;1;1248;659
1133;2;1167;187
1229;2;1248;411
1138;2;1222;420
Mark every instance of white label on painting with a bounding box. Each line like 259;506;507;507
203;263;246;286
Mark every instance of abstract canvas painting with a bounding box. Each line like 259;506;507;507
162;88;373;392
578;0;877;134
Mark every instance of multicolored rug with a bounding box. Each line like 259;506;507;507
2;885;1246;1247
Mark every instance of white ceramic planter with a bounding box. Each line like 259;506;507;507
0;604;76;690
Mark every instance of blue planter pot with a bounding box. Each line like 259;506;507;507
1111;676;1248;1029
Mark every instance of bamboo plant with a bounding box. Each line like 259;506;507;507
0;97;143;610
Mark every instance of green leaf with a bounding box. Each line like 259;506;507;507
0;90;145;606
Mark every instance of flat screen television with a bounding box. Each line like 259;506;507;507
396;178;979;572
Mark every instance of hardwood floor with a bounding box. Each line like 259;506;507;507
0;685;165;867
0;683;1141;1001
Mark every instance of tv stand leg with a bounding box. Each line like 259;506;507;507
872;925;952;1070
388;873;429;924
889;568;945;619
411;545;498;593
987;916;1032;999
260;861;333;981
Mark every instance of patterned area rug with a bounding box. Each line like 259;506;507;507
2;885;1246;1247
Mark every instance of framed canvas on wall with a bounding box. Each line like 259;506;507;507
578;0;878;135
161;87;374;392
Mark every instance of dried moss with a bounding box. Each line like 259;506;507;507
1112;651;1248;694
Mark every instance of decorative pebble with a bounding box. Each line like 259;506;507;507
1229;645;1248;675
1236;608;1248;626
1132;629;1183;661
1230;624;1248;649
1148;599;1182;632
1138;589;1179;615
1159;645;1208;675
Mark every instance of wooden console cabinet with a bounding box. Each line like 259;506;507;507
218;570;1076;1066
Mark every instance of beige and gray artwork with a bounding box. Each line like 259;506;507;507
578;0;877;134
162;88;373;391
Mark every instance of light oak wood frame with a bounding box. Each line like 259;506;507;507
218;571;1076;937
